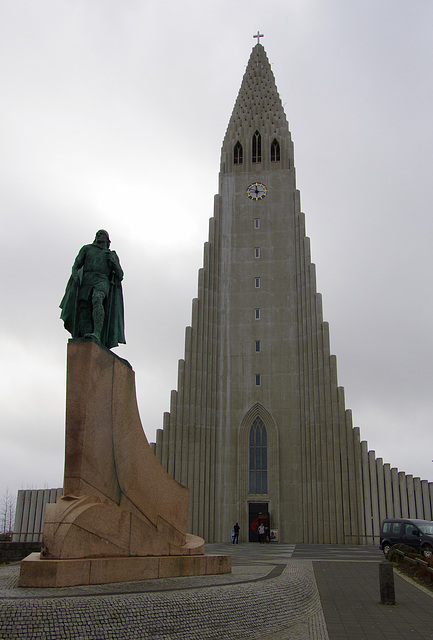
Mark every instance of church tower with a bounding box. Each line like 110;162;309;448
153;41;433;544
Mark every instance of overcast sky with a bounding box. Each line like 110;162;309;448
1;0;433;512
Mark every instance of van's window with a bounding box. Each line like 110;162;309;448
382;522;391;533
404;523;417;535
392;522;401;533
418;523;433;534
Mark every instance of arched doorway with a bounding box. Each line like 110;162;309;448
238;403;280;543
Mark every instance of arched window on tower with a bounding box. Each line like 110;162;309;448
252;130;261;163
271;138;280;162
249;417;267;494
234;141;243;165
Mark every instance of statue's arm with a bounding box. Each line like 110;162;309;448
71;246;87;283
109;251;124;282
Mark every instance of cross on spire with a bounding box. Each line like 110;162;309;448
253;31;264;44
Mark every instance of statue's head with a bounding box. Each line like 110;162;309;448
94;229;110;247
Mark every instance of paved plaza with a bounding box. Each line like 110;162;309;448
1;544;433;639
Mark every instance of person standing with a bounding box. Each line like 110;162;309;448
233;522;240;544
258;522;265;543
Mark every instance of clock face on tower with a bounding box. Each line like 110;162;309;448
246;182;267;201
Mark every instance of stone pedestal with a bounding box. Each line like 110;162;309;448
20;551;231;588
19;340;230;587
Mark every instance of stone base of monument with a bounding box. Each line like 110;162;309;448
19;340;231;587
19;552;231;587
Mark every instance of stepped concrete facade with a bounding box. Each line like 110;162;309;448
153;43;433;544
13;488;62;543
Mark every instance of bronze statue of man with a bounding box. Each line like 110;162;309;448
60;230;125;349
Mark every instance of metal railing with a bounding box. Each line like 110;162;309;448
394;548;433;575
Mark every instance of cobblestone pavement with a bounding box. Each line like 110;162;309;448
4;543;430;640
0;544;329;640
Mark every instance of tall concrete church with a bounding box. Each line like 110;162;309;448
152;41;433;544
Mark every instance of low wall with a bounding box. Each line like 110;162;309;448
0;542;41;563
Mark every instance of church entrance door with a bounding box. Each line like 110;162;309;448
248;502;269;542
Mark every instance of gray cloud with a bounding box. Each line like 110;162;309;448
1;0;433;506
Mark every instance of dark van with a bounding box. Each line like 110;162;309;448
380;518;433;558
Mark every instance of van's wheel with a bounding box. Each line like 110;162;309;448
382;543;391;556
422;545;433;559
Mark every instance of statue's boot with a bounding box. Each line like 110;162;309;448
86;304;104;341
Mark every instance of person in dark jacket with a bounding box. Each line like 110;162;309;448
233;522;240;544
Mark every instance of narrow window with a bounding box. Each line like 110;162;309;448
255;277;260;288
249;418;267;494
255;308;260;320
234;141;243;165
252;130;261;163
254;218;260;229
254;247;260;258
271;138;280;162
255;374;261;386
255;340;261;352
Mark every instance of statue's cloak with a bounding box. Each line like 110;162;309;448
60;271;125;349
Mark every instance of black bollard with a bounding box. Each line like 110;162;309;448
379;561;395;605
